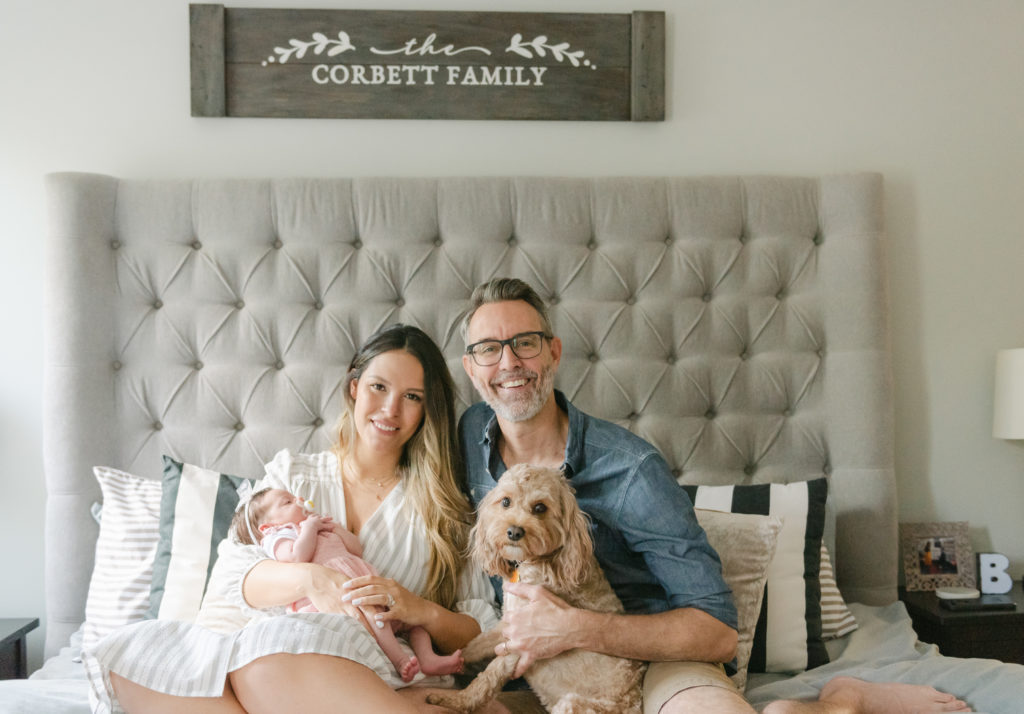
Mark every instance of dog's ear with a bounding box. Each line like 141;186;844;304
471;505;517;580
551;480;594;590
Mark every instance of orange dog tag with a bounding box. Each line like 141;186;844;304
510;569;519;583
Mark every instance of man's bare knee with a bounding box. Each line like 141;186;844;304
659;684;755;714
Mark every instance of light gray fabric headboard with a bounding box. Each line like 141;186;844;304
43;172;894;657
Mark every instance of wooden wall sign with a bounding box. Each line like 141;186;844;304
190;5;664;120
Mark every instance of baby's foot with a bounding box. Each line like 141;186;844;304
399;655;421;683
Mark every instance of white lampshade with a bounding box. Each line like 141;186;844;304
993;348;1024;439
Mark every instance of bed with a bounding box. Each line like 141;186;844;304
8;172;1022;712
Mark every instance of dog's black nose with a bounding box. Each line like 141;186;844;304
506;525;525;541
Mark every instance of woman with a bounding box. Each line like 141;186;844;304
90;324;499;713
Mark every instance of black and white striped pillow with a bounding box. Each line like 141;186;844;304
83;467;162;652
682;478;829;674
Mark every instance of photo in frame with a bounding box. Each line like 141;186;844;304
900;521;976;591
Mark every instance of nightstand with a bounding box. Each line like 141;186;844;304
900;581;1024;664
0;618;39;679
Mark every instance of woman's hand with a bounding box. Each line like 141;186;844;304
342;575;428;629
302;564;364;619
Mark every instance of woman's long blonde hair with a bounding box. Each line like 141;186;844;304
334;324;471;609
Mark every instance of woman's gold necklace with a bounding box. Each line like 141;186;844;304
343;459;399;502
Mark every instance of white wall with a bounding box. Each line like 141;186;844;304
3;0;1023;673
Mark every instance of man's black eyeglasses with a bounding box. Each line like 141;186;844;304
465;331;552;366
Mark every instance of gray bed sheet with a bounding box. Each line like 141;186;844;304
746;603;1024;713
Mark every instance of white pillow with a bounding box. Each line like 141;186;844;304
82;467;162;652
695;509;782;691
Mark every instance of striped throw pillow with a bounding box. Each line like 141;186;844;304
82;467;162;652
682;478;829;674
146;456;255;622
819;544;858;639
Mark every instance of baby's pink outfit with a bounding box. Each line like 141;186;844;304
261;524;375;612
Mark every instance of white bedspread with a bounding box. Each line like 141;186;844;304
0;627;89;713
3;603;1022;713
746;602;1024;714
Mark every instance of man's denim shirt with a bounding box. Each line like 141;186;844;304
458;390;738;633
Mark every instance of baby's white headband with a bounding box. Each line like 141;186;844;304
235;481;261;544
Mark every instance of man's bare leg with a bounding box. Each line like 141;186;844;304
660;684;756;713
761;676;971;714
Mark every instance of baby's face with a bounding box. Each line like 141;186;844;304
260;489;310;527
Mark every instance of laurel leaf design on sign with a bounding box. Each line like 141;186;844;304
269;31;356;65
505;33;589;68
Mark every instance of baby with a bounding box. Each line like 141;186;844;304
232;487;463;682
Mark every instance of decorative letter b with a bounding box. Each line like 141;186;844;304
978;553;1013;594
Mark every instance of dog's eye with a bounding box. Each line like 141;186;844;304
532;503;547;515
501;497;511;508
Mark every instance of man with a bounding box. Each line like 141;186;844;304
457;277;971;714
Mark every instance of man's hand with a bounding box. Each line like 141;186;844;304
501;581;581;678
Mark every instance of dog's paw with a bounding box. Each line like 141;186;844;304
425;691;471;713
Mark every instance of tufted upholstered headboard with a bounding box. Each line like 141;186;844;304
43;172;894;657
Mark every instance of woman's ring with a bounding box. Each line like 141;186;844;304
385;593;395;608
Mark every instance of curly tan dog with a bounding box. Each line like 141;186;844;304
427;464;646;714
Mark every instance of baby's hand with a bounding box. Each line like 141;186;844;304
301;514;328;531
316;516;335;532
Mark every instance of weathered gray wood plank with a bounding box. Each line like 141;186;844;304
190;4;226;117
630;11;665;121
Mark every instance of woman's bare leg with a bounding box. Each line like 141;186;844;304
110;671;246;714
230;652;422;714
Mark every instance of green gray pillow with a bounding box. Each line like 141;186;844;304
147;456;255;621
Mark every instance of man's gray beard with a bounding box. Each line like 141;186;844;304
480;364;555;423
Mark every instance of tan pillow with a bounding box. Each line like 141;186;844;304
695;508;782;691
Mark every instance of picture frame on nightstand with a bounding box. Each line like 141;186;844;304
900;521;976;592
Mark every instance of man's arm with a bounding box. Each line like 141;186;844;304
501;581;737;678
